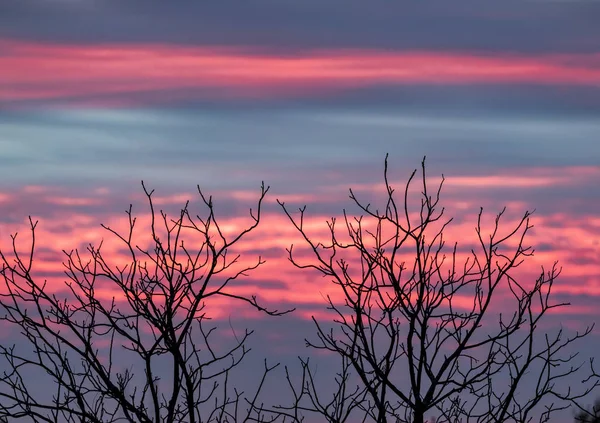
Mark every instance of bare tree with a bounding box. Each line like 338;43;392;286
278;156;598;423
0;182;293;423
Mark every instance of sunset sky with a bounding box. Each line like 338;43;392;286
1;1;600;422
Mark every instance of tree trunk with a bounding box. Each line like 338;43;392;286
414;411;425;423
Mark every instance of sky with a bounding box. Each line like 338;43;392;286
1;1;600;422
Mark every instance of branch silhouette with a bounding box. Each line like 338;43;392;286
0;157;597;423
277;155;599;423
0;182;293;423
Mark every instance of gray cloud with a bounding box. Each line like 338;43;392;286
1;106;599;191
1;0;600;53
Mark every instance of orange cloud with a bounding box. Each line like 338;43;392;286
2;39;600;105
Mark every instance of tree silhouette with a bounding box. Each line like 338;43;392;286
576;399;600;423
0;158;597;423
0;182;293;423
278;156;599;423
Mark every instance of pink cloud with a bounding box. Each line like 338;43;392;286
347;166;600;195
0;163;598;328
45;196;105;206
2;39;600;105
0;199;597;322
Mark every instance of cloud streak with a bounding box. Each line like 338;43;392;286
3;1;600;55
1;165;598;322
3;39;600;107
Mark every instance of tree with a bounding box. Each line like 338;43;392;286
0;158;597;423
0;182;293;423
278;156;599;423
575;399;600;423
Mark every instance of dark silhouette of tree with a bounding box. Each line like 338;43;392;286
0;182;293;423
576;399;600;423
277;156;599;423
0;158;597;423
